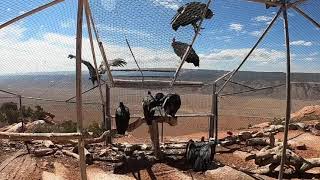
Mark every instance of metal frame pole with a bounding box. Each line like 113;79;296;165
0;0;64;30
216;7;282;94
75;0;87;179
291;5;320;29
171;0;213;86
278;3;292;180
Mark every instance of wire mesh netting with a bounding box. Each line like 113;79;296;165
0;0;319;136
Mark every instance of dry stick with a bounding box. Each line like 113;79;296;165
0;0;64;29
216;7;283;95
88;5;114;87
75;0;87;179
125;38;144;87
291;5;320;29
171;0;213;86
84;0;105;109
279;4;292;180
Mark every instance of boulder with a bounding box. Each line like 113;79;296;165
251;122;270;129
291;105;320;122
238;131;252;141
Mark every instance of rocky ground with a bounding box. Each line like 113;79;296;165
1;105;320;179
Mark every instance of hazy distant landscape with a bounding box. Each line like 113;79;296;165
1;69;320;136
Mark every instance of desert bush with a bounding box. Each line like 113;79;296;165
0;102;19;124
30;120;77;133
21;106;33;118
86;122;105;137
271;117;285;125
32;105;47;120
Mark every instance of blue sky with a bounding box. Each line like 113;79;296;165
0;0;319;75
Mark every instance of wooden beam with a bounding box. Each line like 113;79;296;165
0;0;64;30
0;132;81;141
112;113;213;119
279;4;292;180
105;84;112;143
75;0;87;179
113;79;204;88
171;0;213;86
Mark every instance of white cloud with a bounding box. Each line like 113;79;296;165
290;40;313;46
152;0;181;10
60;19;75;28
100;0;117;12
0;24;179;74
252;15;273;22
200;48;286;62
229;23;244;32
249;30;263;37
97;25;153;38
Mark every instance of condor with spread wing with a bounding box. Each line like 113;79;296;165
172;38;200;67
68;54;99;85
171;2;214;33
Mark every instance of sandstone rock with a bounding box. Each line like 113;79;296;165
291;105;320;122
205;166;255;180
251;122;270;129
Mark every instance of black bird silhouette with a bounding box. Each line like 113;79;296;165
115;102;130;135
171;2;214;33
172;38;200;67
185;139;213;171
142;91;166;125
68;54;99;85
161;93;181;118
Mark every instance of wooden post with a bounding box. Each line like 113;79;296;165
105;84;112;144
75;0;87;179
150;121;160;158
18;95;24;132
209;83;216;138
279;4;292;180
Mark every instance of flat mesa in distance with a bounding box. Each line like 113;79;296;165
170;2;214;67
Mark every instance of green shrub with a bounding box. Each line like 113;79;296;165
271;117;284;125
30;120;77;133
86;122;105;137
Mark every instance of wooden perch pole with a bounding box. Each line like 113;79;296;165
0;0;64;30
279;3;292;180
84;0;105;107
88;5;114;86
105;84;112;144
75;0;87;179
171;0;212;86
